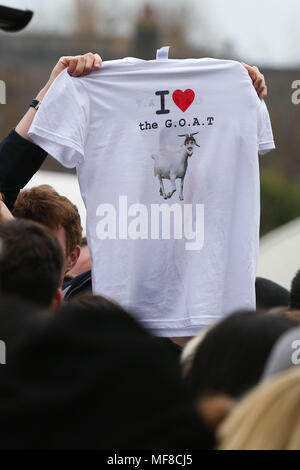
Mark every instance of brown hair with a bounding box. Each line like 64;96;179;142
80;236;88;247
13;185;82;255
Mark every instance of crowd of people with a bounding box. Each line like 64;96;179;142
0;53;300;451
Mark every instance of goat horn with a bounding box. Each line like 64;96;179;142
178;134;188;137
191;132;199;136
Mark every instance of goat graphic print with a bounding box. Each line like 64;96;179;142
152;132;200;200
137;87;214;200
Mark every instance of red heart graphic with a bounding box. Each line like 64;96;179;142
172;89;195;112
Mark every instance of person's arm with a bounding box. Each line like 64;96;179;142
0;53;102;210
0;130;47;210
16;53;102;141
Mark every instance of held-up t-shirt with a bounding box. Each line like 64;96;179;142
28;57;275;337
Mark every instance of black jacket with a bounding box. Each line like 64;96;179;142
63;270;92;300
0;129;47;210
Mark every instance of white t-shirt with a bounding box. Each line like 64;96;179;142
29;57;275;337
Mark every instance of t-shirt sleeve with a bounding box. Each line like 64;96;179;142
257;99;275;156
28;70;89;168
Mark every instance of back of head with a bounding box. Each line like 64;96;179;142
218;367;300;450
0;300;215;449
185;310;298;400
256;277;290;310
13;185;82;256
290;269;300;311
261;326;300;381
0;219;64;308
0;295;45;363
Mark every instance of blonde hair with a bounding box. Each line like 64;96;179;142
218;366;300;450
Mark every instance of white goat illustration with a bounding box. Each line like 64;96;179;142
152;132;200;200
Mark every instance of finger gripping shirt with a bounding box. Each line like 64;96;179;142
28;57;275;337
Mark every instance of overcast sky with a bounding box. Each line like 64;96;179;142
3;0;300;67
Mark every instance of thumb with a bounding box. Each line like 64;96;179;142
50;56;72;81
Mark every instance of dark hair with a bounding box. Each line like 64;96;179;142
70;293;119;310
290;269;300;310
0;295;45;358
0;301;215;450
185;310;298;400
256;277;290;310
80;236;88;247
72;293;183;361
0;219;64;307
13;185;82;255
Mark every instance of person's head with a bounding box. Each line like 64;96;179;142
65;236;91;280
218;367;300;450
70;292;120;310
266;307;300;324
0;193;13;222
13;185;82;274
0;219;64;309
184;310;298;401
0;295;45;360
0;300;215;449
255;277;290;310
261;325;300;381
290;269;300;310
